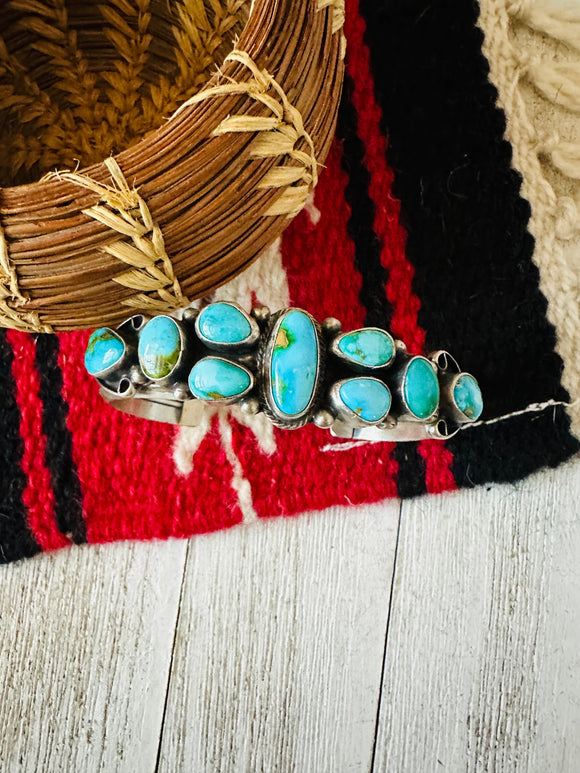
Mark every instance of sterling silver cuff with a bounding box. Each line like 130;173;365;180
84;304;483;442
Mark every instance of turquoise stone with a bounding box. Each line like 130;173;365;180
453;373;483;420
403;357;440;419
84;328;125;375
339;378;391;423
270;310;318;416
337;329;394;368
197;302;252;344
138;316;181;379
189;357;251;400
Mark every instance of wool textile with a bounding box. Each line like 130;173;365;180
0;0;578;563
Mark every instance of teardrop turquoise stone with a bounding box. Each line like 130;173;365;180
270;310;318;417
339;378;391;423
138;316;181;379
453;373;483;420
84;328;125;375
403;357;440;419
337;329;394;368
197;302;252;344
189;357;252;400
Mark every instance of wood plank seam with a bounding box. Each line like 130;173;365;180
370;500;403;773
155;540;192;773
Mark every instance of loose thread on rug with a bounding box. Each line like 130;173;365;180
320;398;577;452
458;397;576;430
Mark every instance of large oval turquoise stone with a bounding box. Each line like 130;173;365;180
339;378;391;423
85;328;125;375
337;329;394;368
270;310;318;417
189;357;252;400
453;373;483;420
197;302;252;344
403;357;440;419
138;316;181;379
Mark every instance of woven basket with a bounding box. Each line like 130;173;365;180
0;0;345;332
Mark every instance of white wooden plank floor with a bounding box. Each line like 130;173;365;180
1;458;579;773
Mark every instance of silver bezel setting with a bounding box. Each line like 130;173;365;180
329;376;392;428
85;327;129;379
137;314;188;385
260;308;324;429
194;301;261;351
394;355;440;423
440;371;483;424
188;356;255;405
330;327;396;371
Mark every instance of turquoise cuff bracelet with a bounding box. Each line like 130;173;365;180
84;304;483;441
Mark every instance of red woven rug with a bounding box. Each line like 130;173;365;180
1;0;578;562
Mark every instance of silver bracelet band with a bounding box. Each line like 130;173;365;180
84;304;483;442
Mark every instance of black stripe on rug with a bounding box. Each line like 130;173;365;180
0;330;41;563
358;0;579;482
336;74;428;496
391;443;427;499
35;334;86;544
451;406;575;488
336;74;392;330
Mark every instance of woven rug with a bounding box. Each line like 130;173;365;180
1;0;579;563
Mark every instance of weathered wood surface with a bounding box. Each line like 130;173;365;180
375;460;580;773
156;503;399;773
0;460;579;772
0;540;187;772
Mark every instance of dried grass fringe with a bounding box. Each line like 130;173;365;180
180;49;319;217
49;157;190;313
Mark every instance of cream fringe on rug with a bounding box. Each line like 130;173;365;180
478;0;580;438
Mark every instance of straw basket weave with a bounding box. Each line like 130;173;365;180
0;0;345;332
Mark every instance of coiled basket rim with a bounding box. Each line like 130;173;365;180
0;0;345;332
